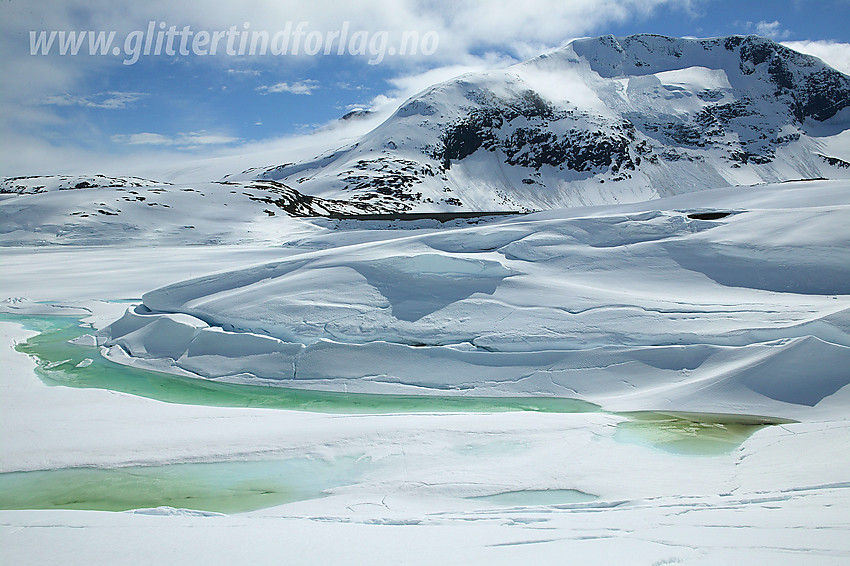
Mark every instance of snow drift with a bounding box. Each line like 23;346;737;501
100;180;850;418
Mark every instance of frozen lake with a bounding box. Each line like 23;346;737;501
2;180;849;563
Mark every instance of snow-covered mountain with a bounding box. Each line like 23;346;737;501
227;34;850;213
3;34;850;243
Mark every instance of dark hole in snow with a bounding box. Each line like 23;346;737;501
687;211;733;220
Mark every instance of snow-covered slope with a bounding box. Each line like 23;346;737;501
0;177;342;245
224;34;850;213
0;175;166;195
99;179;850;419
0;174;494;245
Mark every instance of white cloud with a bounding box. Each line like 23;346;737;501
336;82;367;91
111;131;240;149
41;91;148;109
348;53;519;117
782;40;850;75
753;20;792;40
256;80;319;95
3;0;697;69
227;69;262;77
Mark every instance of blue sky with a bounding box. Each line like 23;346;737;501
1;0;849;177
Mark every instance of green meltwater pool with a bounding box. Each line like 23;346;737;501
3;312;599;414
0;457;370;514
0;311;794;514
3;312;791;445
